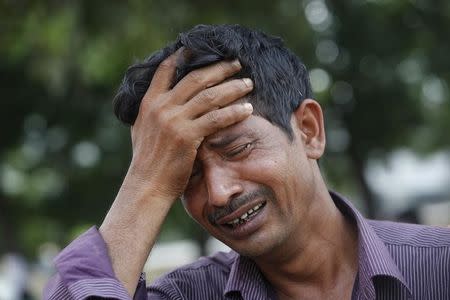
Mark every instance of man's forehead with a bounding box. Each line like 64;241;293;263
204;115;260;147
205;122;247;145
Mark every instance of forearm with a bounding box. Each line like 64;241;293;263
99;170;176;297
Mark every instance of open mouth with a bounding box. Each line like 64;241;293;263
224;201;267;229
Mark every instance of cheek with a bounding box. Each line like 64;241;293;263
182;190;206;223
242;150;306;209
241;154;289;193
243;157;290;202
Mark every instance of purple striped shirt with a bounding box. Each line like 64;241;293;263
44;192;450;299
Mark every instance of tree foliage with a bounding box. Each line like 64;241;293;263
1;0;449;258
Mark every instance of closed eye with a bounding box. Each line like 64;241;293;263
226;143;252;158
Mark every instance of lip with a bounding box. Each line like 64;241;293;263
218;202;268;240
216;199;267;225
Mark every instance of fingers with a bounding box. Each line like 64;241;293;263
148;48;184;95
170;59;242;105
195;103;254;137
138;54;253;149
183;78;253;118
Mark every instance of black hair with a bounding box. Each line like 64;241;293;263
113;24;313;139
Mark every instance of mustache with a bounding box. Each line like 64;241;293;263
208;185;275;225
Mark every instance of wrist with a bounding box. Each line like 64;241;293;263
126;158;174;191
124;161;184;203
100;175;177;248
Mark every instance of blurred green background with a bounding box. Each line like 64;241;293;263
1;0;450;298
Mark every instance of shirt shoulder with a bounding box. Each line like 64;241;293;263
368;220;450;299
148;251;238;300
368;219;450;247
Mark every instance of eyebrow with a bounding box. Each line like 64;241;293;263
207;133;242;149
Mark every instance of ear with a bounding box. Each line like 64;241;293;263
292;99;326;159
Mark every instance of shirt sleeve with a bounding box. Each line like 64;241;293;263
43;226;149;300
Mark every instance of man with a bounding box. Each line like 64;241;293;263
45;24;450;300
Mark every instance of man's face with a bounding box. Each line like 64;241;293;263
182;113;319;258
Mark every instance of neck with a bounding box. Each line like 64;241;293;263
253;187;359;299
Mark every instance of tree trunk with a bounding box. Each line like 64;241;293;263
348;144;378;219
0;196;18;254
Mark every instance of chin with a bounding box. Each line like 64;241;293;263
233;247;271;258
224;234;284;259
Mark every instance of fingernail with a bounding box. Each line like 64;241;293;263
232;59;242;68
242;78;253;88
243;103;253;112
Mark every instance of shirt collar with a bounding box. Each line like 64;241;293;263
224;253;274;299
330;191;412;298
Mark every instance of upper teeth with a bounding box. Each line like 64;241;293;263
227;203;264;225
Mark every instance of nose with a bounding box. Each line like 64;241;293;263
204;164;243;208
